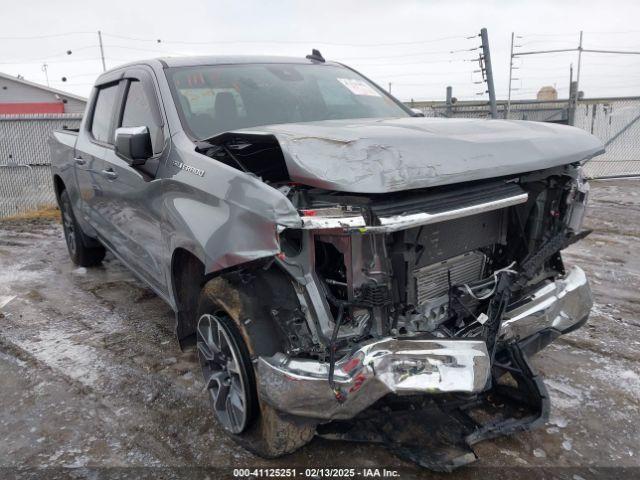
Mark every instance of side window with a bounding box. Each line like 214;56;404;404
91;83;119;143
121;80;163;154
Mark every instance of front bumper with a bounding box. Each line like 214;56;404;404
499;265;593;341
258;338;490;421
257;266;592;420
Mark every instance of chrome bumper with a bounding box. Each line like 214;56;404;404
257;266;592;421
257;338;490;420
499;266;592;341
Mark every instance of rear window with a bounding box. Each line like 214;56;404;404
91;83;119;143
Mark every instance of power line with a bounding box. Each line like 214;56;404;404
0;31;93;40
524;72;640;80
517;32;577;38
376;70;472;79
346;58;467;66
50;81;96;86
99;44;188;56
0;45;98;64
340;49;466;60
0;45;472;65
518;40;580;47
584;29;640;35
0;57;105;65
100;32;472;47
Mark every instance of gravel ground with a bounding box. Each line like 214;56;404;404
0;179;638;480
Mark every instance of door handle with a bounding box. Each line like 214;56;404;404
101;168;118;180
74;157;86;166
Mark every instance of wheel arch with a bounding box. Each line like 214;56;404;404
52;174;66;202
171;246;206;349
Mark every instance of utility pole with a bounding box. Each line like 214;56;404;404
568;63;575;125
480;28;498;119
506;32;515;119
446;86;453;117
41;63;49;87
98;30;106;72
388;82;392;94
512;29;640;123
572;30;584;124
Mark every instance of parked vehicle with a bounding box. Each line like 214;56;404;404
49;52;603;469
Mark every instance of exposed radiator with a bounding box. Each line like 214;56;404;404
414;251;486;305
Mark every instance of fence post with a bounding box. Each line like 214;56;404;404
480;28;498;119
568;81;578;126
446;86;453;117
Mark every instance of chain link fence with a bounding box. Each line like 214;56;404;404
414;97;640;179
573;98;640;178
0;113;82;218
416;99;569;123
0;100;638;218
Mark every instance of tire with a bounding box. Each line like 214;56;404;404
196;273;316;458
59;189;106;267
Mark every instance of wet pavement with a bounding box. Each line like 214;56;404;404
0;179;639;479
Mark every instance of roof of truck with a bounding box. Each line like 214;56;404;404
157;55;336;68
94;55;343;87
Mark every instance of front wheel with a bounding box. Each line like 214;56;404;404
196;274;316;458
197;312;253;434
59;190;105;267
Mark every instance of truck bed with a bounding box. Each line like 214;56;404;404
49;129;78;170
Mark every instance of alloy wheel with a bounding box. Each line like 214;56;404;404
197;313;249;434
61;201;77;256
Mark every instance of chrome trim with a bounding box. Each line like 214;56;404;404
298;193;528;232
256;338;490;420
116;125;148;135
256;266;592;421
300;215;366;229
500;265;592;341
355;193;529;233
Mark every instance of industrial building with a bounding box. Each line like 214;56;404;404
0;71;86;114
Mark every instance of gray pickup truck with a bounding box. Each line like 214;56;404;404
49;52;603;469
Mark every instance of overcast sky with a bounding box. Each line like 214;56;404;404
2;0;640;102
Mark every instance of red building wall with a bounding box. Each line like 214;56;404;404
0;102;65;114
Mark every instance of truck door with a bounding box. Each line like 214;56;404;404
94;68;169;297
73;81;121;231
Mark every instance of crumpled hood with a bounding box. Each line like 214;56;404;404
228;117;605;193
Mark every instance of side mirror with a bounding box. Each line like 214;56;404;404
410;108;425;117
115;126;152;166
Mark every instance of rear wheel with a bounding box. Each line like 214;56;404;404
196;273;316;458
59;190;105;267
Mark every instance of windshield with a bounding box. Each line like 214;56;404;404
165;63;409;140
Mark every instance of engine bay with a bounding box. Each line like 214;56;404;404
274;164;590;362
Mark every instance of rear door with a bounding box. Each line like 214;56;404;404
94;67;169;296
73;81;121;231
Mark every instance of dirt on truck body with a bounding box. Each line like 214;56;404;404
46;51;604;470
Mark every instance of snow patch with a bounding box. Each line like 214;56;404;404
533;448;547;458
549;415;569;428
0;294;16;309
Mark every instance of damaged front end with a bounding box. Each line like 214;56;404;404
258;164;591;469
195;126;596;469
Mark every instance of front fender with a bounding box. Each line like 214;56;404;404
163;134;301;279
